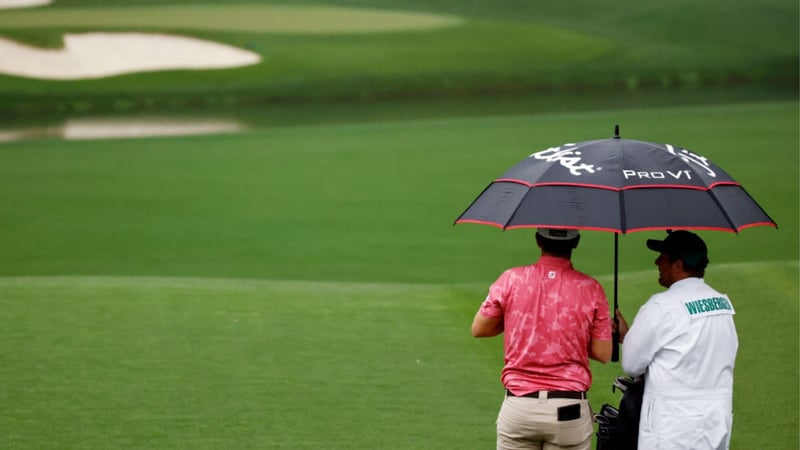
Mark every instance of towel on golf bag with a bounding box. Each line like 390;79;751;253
595;376;644;450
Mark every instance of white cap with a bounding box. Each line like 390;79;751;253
536;228;580;241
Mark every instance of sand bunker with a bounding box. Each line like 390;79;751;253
0;0;49;9
0;1;259;80
0;32;261;80
61;117;245;140
0;117;245;142
0;1;458;141
0;3;459;80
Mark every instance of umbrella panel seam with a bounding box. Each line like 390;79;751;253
494;178;741;191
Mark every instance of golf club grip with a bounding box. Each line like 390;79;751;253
611;330;620;362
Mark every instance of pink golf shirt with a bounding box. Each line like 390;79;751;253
478;256;611;394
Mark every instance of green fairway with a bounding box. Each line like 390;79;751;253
0;260;796;449
1;101;795;283
0;100;798;448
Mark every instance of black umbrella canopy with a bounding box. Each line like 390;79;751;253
455;128;777;233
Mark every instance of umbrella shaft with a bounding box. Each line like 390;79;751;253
612;233;620;362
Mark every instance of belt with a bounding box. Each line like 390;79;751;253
506;389;586;400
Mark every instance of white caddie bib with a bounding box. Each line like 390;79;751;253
681;295;735;319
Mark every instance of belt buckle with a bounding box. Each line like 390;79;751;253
538;390;548;403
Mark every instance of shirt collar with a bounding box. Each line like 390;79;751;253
669;277;704;289
537;255;573;268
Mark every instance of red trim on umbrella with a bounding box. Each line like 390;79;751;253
504;223;622;233
624;222;776;233
455;220;777;234
453;219;506;229
623;225;739;233
736;221;779;231
707;181;742;189
493;178;742;191
494;178;619;191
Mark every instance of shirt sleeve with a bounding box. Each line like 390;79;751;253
591;282;612;341
478;270;510;319
621;299;662;377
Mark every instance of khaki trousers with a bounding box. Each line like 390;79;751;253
496;394;593;450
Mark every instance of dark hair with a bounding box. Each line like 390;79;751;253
665;253;707;278
536;234;579;256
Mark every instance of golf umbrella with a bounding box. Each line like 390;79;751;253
455;126;777;360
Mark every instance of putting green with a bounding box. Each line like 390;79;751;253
0;4;464;33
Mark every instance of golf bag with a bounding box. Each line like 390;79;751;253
595;376;644;450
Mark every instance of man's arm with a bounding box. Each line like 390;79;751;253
620;305;659;377
589;339;612;363
471;311;503;337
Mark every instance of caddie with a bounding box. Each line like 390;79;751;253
615;230;737;450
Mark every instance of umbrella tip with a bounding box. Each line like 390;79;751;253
614;124;620;138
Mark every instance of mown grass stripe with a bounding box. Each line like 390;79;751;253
0;260;796;448
0;5;464;33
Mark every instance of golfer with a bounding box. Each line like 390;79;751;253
472;228;612;450
616;230;737;449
